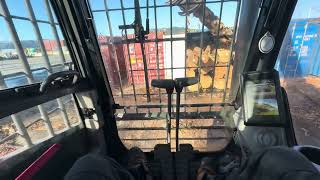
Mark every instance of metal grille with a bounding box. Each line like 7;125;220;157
0;0;81;154
90;0;240;151
90;0;240;112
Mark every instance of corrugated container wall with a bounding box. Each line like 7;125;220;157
124;32;165;85
276;18;320;77
99;36;128;88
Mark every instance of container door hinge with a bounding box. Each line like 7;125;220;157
82;108;96;119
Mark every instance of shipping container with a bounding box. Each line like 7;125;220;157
276;18;320;77
125;32;165;85
98;35;128;88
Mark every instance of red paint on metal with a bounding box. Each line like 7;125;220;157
15;144;61;180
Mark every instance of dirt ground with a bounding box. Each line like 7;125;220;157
281;76;320;147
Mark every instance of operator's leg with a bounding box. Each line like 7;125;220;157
238;147;320;180
65;154;135;180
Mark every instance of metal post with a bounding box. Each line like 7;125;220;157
0;72;33;147
57;99;71;129
103;0;125;102
222;0;240;102
11;115;33;147
196;0;207;113
44;0;66;64
140;41;151;103
153;0;162;112
0;0;55;137
183;0;189;112
119;0;138;113
170;0;174;80
210;0;224;101
25;0;71;131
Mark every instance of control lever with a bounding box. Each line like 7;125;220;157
151;79;175;146
40;70;80;93
174;77;198;151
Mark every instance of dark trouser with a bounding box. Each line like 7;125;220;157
235;147;320;180
64;154;134;180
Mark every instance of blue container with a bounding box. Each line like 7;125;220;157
276;18;320;77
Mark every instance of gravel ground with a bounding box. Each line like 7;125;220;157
281;76;320;147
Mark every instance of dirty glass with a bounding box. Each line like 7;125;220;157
274;0;320;147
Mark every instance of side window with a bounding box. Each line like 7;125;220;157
0;0;83;158
0;0;71;89
275;0;320;146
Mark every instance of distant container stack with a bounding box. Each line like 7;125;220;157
276;18;320;77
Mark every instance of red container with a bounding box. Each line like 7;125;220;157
125;32;165;85
98;35;128;88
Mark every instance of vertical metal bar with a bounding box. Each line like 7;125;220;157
153;0;162;112
140;41;151;103
0;0;55;137
24;0;52;73
0;72;6;90
222;0;240;102
210;0;224;100
44;0;66;64
0;72;33;147
119;0;138;113
198;0;206;93
38;105;55;137
103;0;125;102
57;99;71;129
170;0;173;80
196;0;207;113
25;0;71;130
12;115;33;147
183;0;189;112
0;0;33;83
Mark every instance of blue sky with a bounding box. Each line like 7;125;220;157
1;0;320;42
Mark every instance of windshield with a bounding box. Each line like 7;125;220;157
88;0;239;151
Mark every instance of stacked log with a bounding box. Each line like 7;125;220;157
186;46;232;92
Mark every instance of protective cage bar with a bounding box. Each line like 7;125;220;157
0;0;80;150
91;0;240;113
91;0;240;151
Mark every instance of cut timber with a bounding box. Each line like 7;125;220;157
200;73;212;89
186;69;198;92
213;79;225;90
217;49;231;64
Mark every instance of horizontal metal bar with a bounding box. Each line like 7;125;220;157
25;118;43;128
116;111;222;120
113;65;230;73
104;37;185;45
92;0;237;12
0;132;19;144
10;15;59;25
0;79;91;119
2;62;72;78
117;102;232;109
121;137;227;141
117;125;228;131
114;89;226;97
